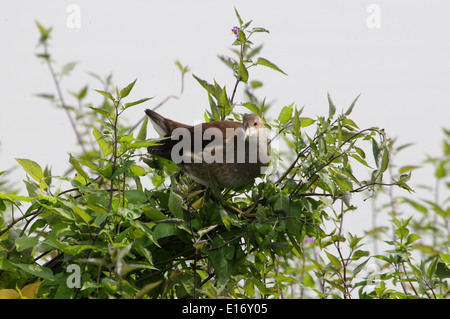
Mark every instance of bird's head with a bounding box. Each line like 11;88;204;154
242;113;264;139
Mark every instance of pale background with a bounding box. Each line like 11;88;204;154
1;1;449;247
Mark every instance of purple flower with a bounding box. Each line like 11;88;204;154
231;26;239;37
305;237;315;244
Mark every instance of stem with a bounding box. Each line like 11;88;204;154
0;207;43;278
42;43;87;153
186;197;198;299
334;200;351;299
73;99;121;299
275;119;339;186
228;41;246;120
230;78;240;107
289;128;386;198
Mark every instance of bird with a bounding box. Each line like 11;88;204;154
145;109;270;187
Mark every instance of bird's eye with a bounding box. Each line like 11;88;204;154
253;122;257;126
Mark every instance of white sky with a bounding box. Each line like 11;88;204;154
1;1;449;242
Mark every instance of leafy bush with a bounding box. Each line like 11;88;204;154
0;10;448;299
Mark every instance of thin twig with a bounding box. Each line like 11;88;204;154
289;127;385;198
42;44;87;153
185;195;198;299
274;119;339;186
334;200;351;299
73;99;121;299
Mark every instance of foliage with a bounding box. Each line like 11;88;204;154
0;11;448;299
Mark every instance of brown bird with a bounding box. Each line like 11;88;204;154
145;109;270;187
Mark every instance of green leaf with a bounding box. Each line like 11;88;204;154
409;263;422;277
34;93;55;101
237;29;246;44
218;85;229;109
394;226;409;239
14;263;54;280
209;243;232;286
251;27;270;34
256;57;287;75
94;89;114;101
342;117;359;129
335;173;353;191
348;234;364;250
38;202;74;221
406;233;421;245
302;272;315;288
77;85;88;100
350;154;371;168
153;223;178;241
278;105;293;125
252;278;273;295
401;198;427;214
325;251;341;269
399;165;421;174
274;193;290;214
59;201;92;224
69;154;90;181
250;80;263;89
16;158;44;183
120;79;137;99
300;117;315;127
351;250;370;260
72;204;93;224
243;102;260;114
353;258;370;276
137;116;148;141
197;224;219;239
393;172;413;193
15;237;39;252
372;139;381;166
35;21;52;44
440;253;450;265
126;138;167;150
238;59;249;83
61;61;78;75
435;161;446;179
93;126;112;157
111;160;135;179
129;165;146;176
220;210;231;231
276;274;298;284
327;92;336;119
422;199;446;218
234;7;243;26
118;207;141;220
124;97;153;109
344;93;361;116
174;59;190;74
427;257;438;278
244;279;255;296
28;219;46;235
192;74;216;97
130;220;160;247
380;149;389;173
88;106;111;118
168;189;184;218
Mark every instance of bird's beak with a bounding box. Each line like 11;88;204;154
243;122;250;138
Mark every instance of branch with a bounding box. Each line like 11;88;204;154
41;43;87;153
289;127;386;197
274;119;339;186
